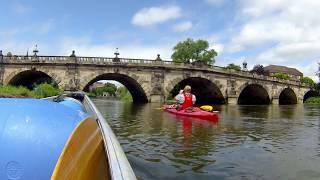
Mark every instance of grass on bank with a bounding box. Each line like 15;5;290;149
0;84;60;98
305;97;320;104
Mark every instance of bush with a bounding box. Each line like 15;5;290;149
305;97;320;104
224;63;241;71
90;83;117;97
250;64;264;75
273;73;291;80
117;86;132;102
0;85;31;97
87;92;97;98
31;83;60;98
301;77;316;88
0;83;60;98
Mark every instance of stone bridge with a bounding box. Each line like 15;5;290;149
0;54;315;104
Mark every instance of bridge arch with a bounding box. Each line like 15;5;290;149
166;77;225;104
82;73;148;103
238;83;270;105
278;88;297;104
7;70;59;89
303;90;319;102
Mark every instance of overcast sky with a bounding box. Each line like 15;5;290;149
0;0;319;81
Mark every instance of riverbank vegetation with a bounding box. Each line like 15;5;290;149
88;82;117;97
88;82;133;102
0;83;60;98
117;86;132;102
305;97;320;104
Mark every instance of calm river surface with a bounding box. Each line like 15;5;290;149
93;99;320;180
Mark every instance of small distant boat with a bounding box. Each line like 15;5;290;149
163;106;219;122
0;92;136;180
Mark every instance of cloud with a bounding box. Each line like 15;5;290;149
172;21;193;32
211;44;224;54
0;19;55;41
132;5;182;27
13;2;31;14
228;0;320;51
218;0;320;79
58;36;173;60
228;21;302;52
0;35;174;61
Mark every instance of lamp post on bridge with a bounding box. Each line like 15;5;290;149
242;60;248;71
113;48;120;62
70;50;77;64
0;50;3;63
155;54;162;61
32;44;39;62
33;44;39;57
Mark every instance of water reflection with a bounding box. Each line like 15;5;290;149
93;99;320;180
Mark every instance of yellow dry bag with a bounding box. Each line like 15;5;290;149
200;105;213;112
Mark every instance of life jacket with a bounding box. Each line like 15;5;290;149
182;93;193;109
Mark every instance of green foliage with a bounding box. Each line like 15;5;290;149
250;64;264;75
0;85;31;97
273;73;291;80
117;86;133;102
90;82;118;97
31;83;60;98
301;77;316;88
224;63;241;71
0;83;60;98
305;97;320;104
171;38;217;64
87;92;97;97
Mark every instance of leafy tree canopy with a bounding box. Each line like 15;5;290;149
301;77;316;88
91;82;117;97
250;64;264;75
224;63;241;71
171;38;217;64
273;73;291;80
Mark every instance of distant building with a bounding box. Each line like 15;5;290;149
89;82;105;92
263;65;303;80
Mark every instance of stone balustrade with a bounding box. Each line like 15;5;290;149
0;55;307;87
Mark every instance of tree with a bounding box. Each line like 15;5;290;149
117;86;132;102
91;82;117;97
250;64;264;75
171;38;217;64
273;73;291;80
224;63;241;71
301;77;316;88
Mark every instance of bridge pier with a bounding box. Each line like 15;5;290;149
149;94;165;103
0;54;311;105
227;96;238;105
272;98;279;105
297;98;303;104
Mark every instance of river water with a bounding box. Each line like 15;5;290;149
92;99;320;180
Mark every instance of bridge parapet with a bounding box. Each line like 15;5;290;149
0;55;309;88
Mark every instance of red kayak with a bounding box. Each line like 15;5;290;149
164;106;219;121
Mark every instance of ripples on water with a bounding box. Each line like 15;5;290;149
93;99;320;180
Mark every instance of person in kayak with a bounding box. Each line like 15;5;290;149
174;85;196;110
